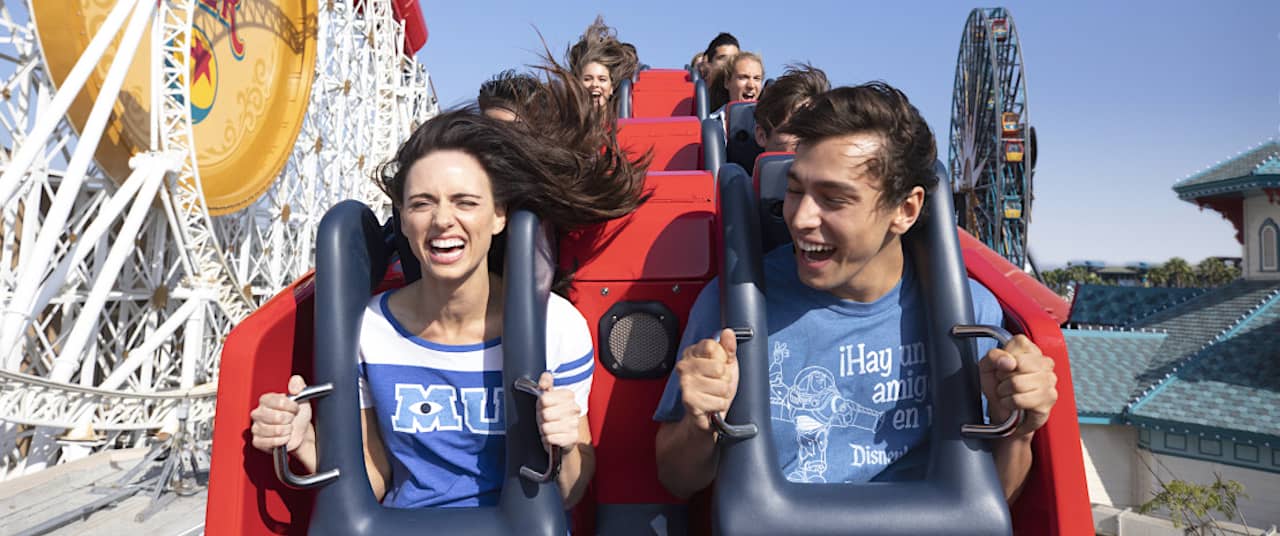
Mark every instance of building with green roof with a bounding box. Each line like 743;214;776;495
1174;139;1280;279
1066;140;1280;531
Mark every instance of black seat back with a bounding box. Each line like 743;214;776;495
725;102;763;173
307;202;566;535
702;117;726;180
695;79;709;121
752;153;794;253
616;78;633;119
712;163;1011;535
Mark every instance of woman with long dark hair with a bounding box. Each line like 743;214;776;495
248;61;647;510
568;16;639;109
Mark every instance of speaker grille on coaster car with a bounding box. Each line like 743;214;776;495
599;301;679;379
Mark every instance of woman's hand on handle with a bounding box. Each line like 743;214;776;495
535;372;581;452
534;371;595;508
249;375;317;471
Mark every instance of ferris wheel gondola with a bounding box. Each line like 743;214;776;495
949;7;1035;269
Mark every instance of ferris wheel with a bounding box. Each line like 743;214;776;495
949;7;1036;270
0;0;436;478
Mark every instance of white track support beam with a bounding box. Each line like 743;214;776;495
158;186;196;277
26;170;148;343
17;171;41;276
0;0;137;207
6;169;42;364
77;230;111;387
1;165;147;371
0;0;154;363
0;206;12;282
0;368;218;431
150;0;162;150
180;299;205;389
50;158;169;381
98;296;199;391
140;313;156;390
23;157;169;470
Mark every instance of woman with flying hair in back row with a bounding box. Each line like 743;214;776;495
248;56;649;510
568;16;639;111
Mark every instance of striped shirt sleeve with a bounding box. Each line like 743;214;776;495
547;295;594;418
357;348;375;409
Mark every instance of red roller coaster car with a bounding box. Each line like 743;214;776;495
205;63;1091;536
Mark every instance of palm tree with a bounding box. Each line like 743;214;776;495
1065;265;1102;287
1041;268;1067;295
1195;257;1239;287
1151;258;1196;288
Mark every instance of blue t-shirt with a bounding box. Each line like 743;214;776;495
654;245;1002;484
358;290;594;508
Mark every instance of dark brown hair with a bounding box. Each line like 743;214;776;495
477;70;542;119
567;16;639;86
706;66;731;111
376;59;650;286
780;82;938;209
754;63;830;135
702;32;739;61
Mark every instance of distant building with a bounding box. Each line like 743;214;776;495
1063;260;1151;288
1094;265;1143;286
1175;139;1280;280
1065;140;1280;532
1211;256;1245;271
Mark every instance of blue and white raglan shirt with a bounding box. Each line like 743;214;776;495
358;289;594;509
654;245;1002;484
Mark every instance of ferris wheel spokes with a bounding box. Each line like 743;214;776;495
0;0;136;208
949;7;1033;269
7;163;150;371
47;155;177;380
0;0;228;474
1;0;436;478
0;0;159;366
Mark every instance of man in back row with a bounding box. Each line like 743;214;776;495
696;32;740;80
654;83;1058;496
727;62;831;173
709;52;765;131
753;63;829;154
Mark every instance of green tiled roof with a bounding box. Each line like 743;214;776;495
1132;281;1278;396
1064;329;1166;417
1131;293;1280;437
1173;139;1280;192
1068;285;1207;326
1068;279;1280;440
1257;154;1280;175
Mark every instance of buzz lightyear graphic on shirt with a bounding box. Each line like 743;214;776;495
769;341;883;483
652;246;1003;485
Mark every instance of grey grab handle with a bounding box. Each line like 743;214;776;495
616;78;633;119
272;383;341;489
694;78;709;120
712;327;759;440
512;377;563;483
949;324;1026;439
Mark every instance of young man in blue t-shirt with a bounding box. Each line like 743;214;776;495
653;83;1058;500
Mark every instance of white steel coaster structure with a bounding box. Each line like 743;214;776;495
0;0;436;479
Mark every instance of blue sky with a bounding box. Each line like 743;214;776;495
415;1;1280;268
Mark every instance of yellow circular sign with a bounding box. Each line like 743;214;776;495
33;0;317;215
